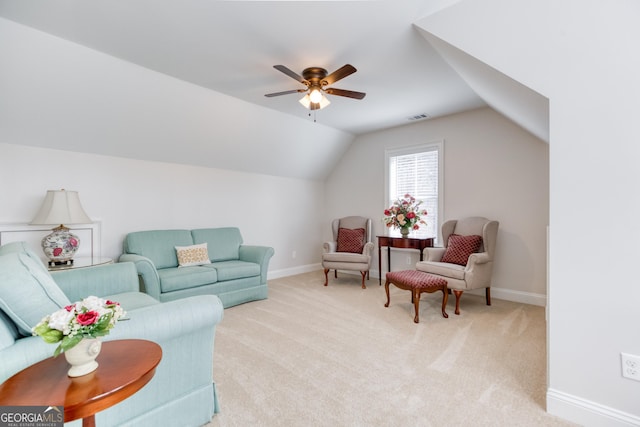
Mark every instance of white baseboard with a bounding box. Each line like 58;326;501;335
269;266;547;306
489;287;547;307
547;388;640;426
268;263;321;280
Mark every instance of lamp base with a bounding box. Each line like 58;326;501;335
41;225;81;265
47;259;74;267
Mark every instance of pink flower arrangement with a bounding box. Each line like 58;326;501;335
383;194;427;231
33;296;125;357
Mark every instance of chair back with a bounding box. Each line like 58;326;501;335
442;217;499;259
331;216;372;244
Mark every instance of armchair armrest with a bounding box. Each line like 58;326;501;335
363;241;374;256
51;262;140;302
423;247;446;262
467;252;491;266
118;254;161;300
239;245;275;284
323;241;337;253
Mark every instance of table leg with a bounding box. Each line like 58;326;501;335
378;245;382;286
83;415;96;427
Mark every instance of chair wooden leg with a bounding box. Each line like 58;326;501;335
485;287;491;306
453;290;463;315
323;269;330;286
360;271;367;289
334;270;338;278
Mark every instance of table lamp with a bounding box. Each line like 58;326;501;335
30;189;93;266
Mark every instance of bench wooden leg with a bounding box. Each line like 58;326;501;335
412;289;421;323
486;287;491;306
384;279;391;307
441;287;449;318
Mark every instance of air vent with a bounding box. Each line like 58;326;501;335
407;113;430;121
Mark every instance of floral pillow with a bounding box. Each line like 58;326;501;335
441;234;483;266
175;243;211;267
336;228;366;253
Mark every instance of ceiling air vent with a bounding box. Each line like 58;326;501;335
407;113;430;121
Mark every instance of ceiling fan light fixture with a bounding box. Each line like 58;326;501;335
299;93;330;110
309;88;323;104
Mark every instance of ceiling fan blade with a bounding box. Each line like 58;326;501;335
273;65;308;85
264;89;307;97
322;64;357;86
324;88;366;100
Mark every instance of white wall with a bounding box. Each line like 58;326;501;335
418;1;640;425
324;107;549;304
546;1;640;425
0;143;323;277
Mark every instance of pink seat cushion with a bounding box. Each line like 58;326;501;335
441;234;483;266
386;270;447;289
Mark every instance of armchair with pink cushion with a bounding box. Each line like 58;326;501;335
415;217;499;314
322;216;374;289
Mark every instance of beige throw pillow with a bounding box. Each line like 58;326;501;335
175;243;211;267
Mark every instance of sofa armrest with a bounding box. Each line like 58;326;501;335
467;252;491;266
423;247;446;262
51;262;140;302
239;245;275;284
119;254;161;300
107;294;223;344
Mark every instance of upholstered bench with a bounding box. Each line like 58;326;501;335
384;270;449;323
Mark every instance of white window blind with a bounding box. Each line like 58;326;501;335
385;142;443;241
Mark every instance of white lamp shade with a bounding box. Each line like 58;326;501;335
299;93;331;110
30;190;92;226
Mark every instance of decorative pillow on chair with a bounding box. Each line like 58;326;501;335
336;228;365;253
441;234;483;266
175;243;211;267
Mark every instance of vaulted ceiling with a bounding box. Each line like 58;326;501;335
0;0;548;180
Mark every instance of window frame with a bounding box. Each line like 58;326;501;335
383;140;444;243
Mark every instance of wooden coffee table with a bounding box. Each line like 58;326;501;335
0;339;162;427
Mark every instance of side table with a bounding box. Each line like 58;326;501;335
0;339;162;427
377;235;434;285
47;257;113;272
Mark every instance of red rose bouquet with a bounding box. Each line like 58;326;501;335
33;296;125;356
383;193;427;232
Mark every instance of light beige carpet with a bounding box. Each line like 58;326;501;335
207;271;577;427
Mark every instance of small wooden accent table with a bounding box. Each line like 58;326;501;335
0;339;162;427
377;235;434;285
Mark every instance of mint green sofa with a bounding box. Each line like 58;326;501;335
0;242;223;427
119;227;274;308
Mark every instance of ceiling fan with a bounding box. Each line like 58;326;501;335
265;64;366;110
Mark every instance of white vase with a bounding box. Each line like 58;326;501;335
64;338;102;377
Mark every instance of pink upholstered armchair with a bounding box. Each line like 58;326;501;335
322;216;374;289
415;217;499;314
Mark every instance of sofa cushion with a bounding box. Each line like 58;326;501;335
192;228;243;261
208;261;260;282
176;243;211;267
103;292;160;311
158;267;218;293
441;234;483;266
124;230;194;269
336;227;365;253
0;252;71;336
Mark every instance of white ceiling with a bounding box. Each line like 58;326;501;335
0;0;486;135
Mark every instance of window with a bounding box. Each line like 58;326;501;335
384;141;443;242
